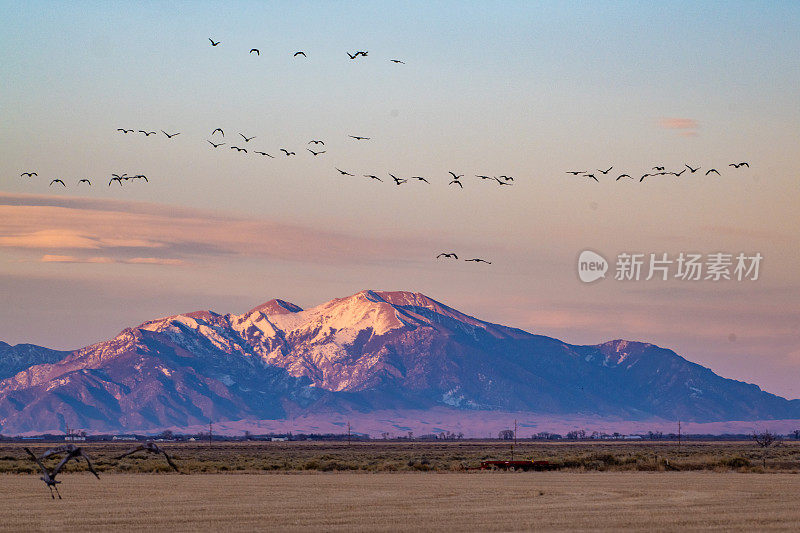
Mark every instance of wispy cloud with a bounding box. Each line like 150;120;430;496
659;117;699;136
40;254;184;266
0;193;435;266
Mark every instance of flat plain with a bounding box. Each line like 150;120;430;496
2;471;800;531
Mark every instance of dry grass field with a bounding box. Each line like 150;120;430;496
2;440;799;474
2;471;800;531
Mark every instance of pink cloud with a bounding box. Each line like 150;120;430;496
659;117;699;136
39;254;183;266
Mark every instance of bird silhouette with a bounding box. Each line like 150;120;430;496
116;128;133;133
437;253;458;259
347;52;358;59
139;130;156;136
209;38;220;46
308;140;324;145
390;59;405;64
335;168;354;176
254;151;274;158
250;48;260;55
411;176;430;183
465;258;491;264
477;175;492;180
212;128;224;137
111;173;127;179
293;51;306;57
639;173;652;182
671;169;686;176
308;149;326;156
449;180;463;188
280;149;295;156
685;164;700;173
493;177;512;185
729;162;750;168
653;166;665;171
349;135;370;140
25;446;99;499
77;179;91;185
706;168;720;175
49;179;66;187
616;174;632;181
231;146;247;153
116;441;180;473
161;130;180;138
364;174;383;182
499;175;514;181
109;177;123;186
566;171;586;175
389;174;407;185
356;51;368;57
20;172;37;177
583;173;599;182
598;167;613;174
207;140;225;148
240;133;256;142
132;175;148;182
448;172;463;180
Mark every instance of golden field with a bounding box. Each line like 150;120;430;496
2;471;800;531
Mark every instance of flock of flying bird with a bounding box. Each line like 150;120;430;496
24;442;180;499
207;37;406;64
566;162;750;182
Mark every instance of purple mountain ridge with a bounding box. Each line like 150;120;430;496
1;289;798;434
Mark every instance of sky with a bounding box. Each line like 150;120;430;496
1;1;799;398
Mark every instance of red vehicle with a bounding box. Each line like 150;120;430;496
475;460;552;471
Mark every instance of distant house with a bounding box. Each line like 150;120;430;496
65;435;86;441
271;437;288;442
112;435;137;441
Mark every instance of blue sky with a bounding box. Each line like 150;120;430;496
1;1;799;397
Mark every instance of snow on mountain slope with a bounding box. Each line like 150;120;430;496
1;289;798;433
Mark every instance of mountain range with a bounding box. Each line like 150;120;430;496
1;289;798;434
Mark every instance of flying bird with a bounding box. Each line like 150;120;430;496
49;179;66;187
254;151;274;157
477;175;493;180
449;180;463;188
389;173;407;185
109;177;123;186
493;177;512;185
77;179;91;185
566;171;586;175
356;51;368;56
347;52;358;59
308;140;324;145
25;446;99;499
598;167;613;174
280;149;295;156
293;51;306;57
364;174;382;181
230;146;247;153
349;135;370;140
448;172;463;180
653;166;665;171
250;48;260;55
671;169;686;176
729;162;750;168
239;133;256;142
685;164;700;173
116;128;133;133
499;175;514;181
639;173;652;182
390;59;405;64
116;441;180;473
132;175;148;182
139;130;157;136
465;258;492;264
307;149;326;156
437;253;458;259
583;173;599;182
111;173;127;179
616;174;632;181
411;176;430;183
207;140;225;148
161;130;180;138
209;38;220;46
335;168;354;176
212;128;224;137
705;168;720;175
20;172;37;177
